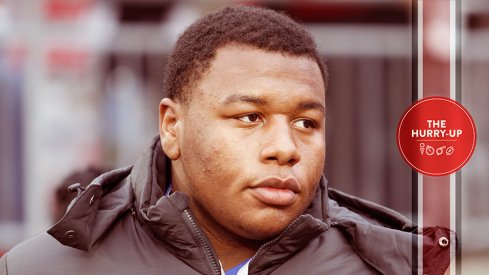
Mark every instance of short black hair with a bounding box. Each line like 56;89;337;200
163;5;327;103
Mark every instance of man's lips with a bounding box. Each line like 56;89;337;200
250;177;300;206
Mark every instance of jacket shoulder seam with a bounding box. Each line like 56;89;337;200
328;187;416;230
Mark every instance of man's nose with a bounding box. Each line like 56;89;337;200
259;121;301;166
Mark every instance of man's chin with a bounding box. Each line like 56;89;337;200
235;215;297;241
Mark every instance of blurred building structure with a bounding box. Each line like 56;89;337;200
0;0;488;272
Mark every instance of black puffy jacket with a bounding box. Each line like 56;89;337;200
0;137;452;274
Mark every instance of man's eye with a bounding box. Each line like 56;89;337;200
292;119;316;129
237;113;261;123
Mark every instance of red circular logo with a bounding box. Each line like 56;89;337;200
397;97;476;176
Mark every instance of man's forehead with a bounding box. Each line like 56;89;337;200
183;44;325;109
209;45;324;86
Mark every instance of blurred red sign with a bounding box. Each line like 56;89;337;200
44;0;92;21
45;47;89;72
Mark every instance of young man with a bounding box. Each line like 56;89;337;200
1;6;451;274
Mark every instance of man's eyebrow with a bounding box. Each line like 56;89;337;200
298;101;325;113
222;94;325;113
222;95;267;106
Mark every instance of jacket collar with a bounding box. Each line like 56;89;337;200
130;137;330;274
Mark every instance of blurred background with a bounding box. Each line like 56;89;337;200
0;0;487;273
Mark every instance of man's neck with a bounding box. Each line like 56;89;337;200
170;174;263;270
201;222;262;270
186;202;263;270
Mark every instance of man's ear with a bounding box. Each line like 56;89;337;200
159;98;182;160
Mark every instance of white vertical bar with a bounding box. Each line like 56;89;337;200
417;1;424;273
418;0;423;101
450;173;457;275
449;2;457;274
450;0;456;101
418;173;424;274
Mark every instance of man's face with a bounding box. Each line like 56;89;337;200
171;44;325;241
